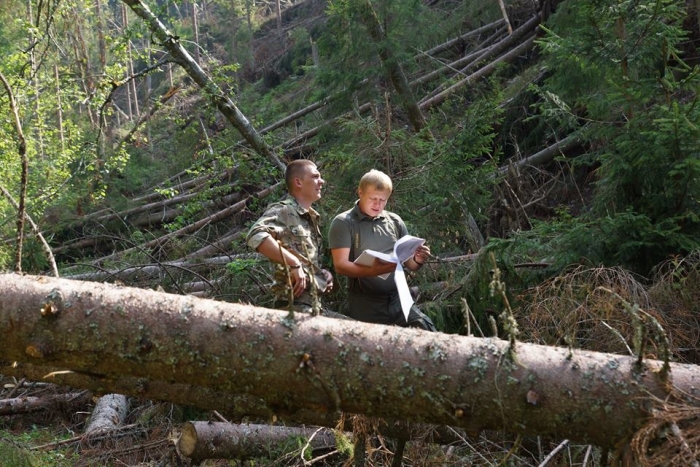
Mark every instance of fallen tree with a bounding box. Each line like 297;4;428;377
177;421;338;463
120;0;285;173
1;273;699;451
1;361;466;447
85;394;129;434
0;391;90;416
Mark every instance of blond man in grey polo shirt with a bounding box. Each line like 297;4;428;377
329;170;435;330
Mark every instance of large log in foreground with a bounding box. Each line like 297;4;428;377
1;273;699;449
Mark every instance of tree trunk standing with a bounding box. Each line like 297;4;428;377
356;0;427;133
68;5;98;129
1;274;700;450
177;422;338;462
94;0;107;69
191;1;201;65
127;36;141;117
311;39;319;67
245;0;255;71
228;13;239;89
26;0;46;160
276;0;283;39
166;62;174;88
121;4;133;121
54;64;66;153
121;0;284;172
0;73;28;274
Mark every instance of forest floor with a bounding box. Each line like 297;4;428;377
0;377;202;466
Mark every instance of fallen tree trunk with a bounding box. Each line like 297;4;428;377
416;19;505;60
81;167;239;226
0;391;90;416
420;34;538;110
497;133;583;175
121;0;285;172
60;182;280;272
2;361;277;422
85;394;129;433
177;421;338;463
1;361;465;446
411;27;507;88
1;273;699;449
421;14;541;102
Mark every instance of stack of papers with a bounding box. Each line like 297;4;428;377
353;235;425;279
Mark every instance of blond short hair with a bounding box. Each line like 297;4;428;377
358;169;393;193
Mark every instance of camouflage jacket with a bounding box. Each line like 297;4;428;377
246;196;328;305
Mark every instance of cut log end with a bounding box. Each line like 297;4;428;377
177;421;198;457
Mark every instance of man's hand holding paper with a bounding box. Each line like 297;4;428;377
352;235;427;320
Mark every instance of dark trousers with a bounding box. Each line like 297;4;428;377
347;291;436;331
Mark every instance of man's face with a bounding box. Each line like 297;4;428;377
297;165;325;203
358;186;391;218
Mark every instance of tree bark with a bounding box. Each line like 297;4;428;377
177;421;337;462
2;361;277;422
54;63;66;153
121;0;284;172
1;273;700;449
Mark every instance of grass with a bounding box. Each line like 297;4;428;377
0;426;78;467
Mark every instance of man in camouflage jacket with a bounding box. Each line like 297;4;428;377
246;160;333;314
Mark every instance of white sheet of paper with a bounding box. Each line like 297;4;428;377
354;250;392;279
394;262;414;321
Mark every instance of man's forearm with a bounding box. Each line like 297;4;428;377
256;237;302;268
